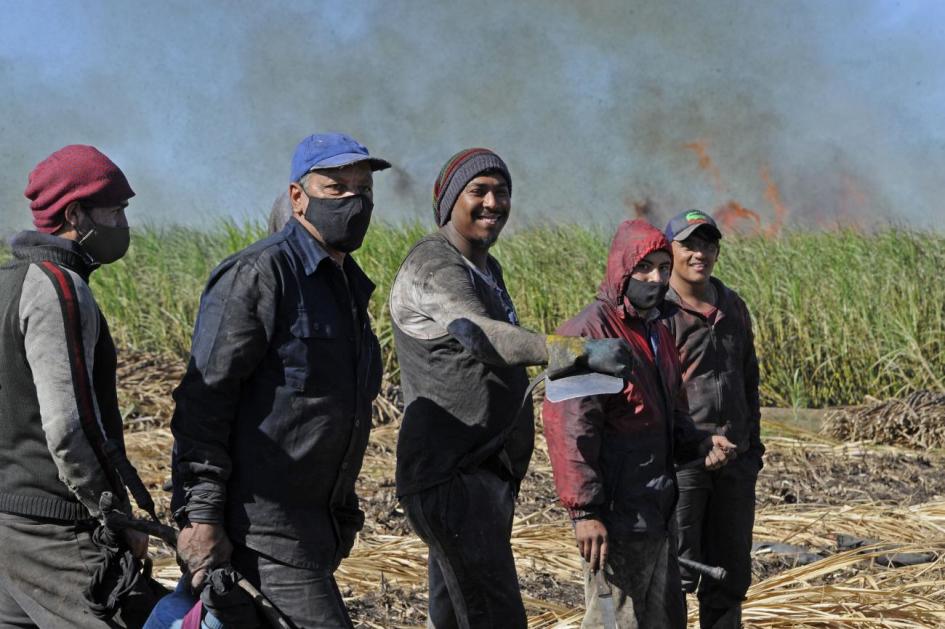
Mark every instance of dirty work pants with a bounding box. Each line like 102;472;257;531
213;543;352;629
402;468;525;629
0;512;128;628
581;532;686;629
676;454;760;629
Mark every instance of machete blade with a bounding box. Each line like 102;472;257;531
545;372;624;403
596;570;619;629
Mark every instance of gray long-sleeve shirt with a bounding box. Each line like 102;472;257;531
0;232;127;521
390;232;549;496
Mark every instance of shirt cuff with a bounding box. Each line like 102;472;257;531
568;507;601;522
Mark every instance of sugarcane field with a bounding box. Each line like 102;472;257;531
99;221;945;628
3;3;945;629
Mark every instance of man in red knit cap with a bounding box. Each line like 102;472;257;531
0;145;149;626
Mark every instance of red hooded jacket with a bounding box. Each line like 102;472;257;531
542;220;708;536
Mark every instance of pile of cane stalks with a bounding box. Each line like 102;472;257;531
120;352;945;628
823;390;945;450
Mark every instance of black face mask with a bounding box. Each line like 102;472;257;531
624;278;669;311
303;193;373;253
74;211;130;264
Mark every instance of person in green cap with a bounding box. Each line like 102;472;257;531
663;209;765;629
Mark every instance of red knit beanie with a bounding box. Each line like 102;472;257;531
24;145;135;234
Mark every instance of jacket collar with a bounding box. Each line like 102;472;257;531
8;231;98;281
284;218;331;277
282;218;375;307
665;276;728;320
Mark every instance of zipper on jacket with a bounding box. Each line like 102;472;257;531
709;319;723;424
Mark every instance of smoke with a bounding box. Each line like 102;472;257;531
1;0;943;234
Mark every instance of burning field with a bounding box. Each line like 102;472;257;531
8;198;938;627
120;353;945;628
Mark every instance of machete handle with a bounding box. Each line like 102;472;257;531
679;556;727;582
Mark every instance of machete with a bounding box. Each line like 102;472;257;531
444;318;626;403
544;370;625;402
596;569;619;629
101;498;292;629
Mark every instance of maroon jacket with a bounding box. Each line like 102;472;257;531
542;220;708;536
664;279;764;459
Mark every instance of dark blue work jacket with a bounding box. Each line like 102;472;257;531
171;218;382;569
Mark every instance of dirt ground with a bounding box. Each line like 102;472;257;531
339;419;945;626
119;357;945;627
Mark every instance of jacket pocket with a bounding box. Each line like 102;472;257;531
284;307;339;390
601;436;672;529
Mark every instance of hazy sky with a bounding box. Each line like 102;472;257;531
2;0;943;233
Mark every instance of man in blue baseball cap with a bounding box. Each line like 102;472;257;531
662;209;764;629
169;132;390;628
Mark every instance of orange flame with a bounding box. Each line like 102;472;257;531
761;166;787;237
683;141;792;237
713;201;763;235
683;140;725;193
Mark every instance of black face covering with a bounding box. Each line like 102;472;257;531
303;193;373;253
624;278;669;311
74;211;130;264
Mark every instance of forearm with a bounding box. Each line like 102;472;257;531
170;405;232;525
445;315;549;366
542;397;607;519
172;259;274;523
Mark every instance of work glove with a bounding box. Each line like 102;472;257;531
199;567;261;629
546;335;635;379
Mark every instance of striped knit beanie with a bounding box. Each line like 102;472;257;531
432;148;511;226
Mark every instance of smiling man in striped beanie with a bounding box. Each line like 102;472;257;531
390;148;636;628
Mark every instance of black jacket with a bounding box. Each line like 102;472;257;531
664;278;764;459
171;219;382;569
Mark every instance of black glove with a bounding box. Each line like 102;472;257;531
199;567;261;629
546;335;634;379
583;338;634;379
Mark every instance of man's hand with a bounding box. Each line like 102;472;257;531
575;519;609;572
703;435;737;470
583;338;635;379
177;522;233;589
122;528;149;560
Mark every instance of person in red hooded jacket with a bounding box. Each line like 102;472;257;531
542;220;735;629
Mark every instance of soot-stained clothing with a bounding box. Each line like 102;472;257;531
541;220;708;629
0;231;136;628
171;218;382;570
0;231;129;521
664;279;763;458
389;232;546;498
665;279;764;625
391;232;547;629
541;221;709;535
541;221;709;629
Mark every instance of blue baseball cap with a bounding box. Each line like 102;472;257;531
665;209;722;242
290;132;391;182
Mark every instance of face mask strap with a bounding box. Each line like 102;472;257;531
71;206;102;245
